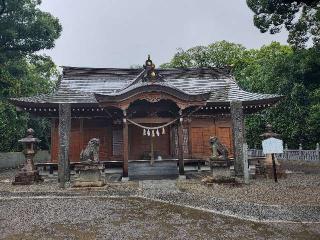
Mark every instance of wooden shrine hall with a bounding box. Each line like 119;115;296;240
11;56;281;179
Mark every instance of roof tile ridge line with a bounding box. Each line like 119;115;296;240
10;91;56;101
116;69;146;93
55;88;95;96
160;80;198;95
227;76;281;98
114;81;211;97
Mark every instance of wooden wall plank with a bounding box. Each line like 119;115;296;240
190;118;233;159
51;118;111;162
50;117;234;162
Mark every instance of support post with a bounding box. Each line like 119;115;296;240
316;143;319;161
122;112;129;178
178;118;184;175
299;143;303;160
230;101;245;176
271;153;278;182
285;143;288;161
150;136;154;166
58;103;71;188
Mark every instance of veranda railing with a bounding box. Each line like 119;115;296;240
248;143;320;162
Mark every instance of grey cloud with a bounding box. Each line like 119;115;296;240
40;0;288;68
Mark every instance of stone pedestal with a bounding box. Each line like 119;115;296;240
73;163;105;187
13;169;42;185
264;154;286;179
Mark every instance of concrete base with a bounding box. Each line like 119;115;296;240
265;164;286;179
73;180;105;187
12;170;43;185
121;177;129;182
178;175;186;180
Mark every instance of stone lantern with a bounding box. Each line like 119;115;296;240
13;128;43;185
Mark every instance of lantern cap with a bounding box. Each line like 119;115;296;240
260;124;280;139
18;128;41;143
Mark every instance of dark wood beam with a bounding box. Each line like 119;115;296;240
122;112;129;178
177;120;185;175
129;117;174;124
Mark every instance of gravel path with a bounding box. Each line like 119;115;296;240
0;169;319;223
1;196;320;240
180;171;320;206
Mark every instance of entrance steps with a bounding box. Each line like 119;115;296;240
128;161;178;180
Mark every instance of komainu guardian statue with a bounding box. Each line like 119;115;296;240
74;138;105;187
208;136;230;167
80;138;100;163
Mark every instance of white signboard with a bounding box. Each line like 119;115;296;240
262;137;283;154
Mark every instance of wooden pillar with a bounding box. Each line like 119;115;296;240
58;103;71;188
178;118;184;175
50;118;56;163
122;112;129;178
150;136;154;166
230;101;244;176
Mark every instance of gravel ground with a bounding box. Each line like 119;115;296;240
1;196;320;240
180;171;320;206
0;169;139;196
0;168;319;223
279;160;320;174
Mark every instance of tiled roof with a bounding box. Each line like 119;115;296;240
10;66;280;106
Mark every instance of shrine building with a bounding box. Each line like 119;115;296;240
10;56;281;178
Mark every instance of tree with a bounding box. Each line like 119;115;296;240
0;0;62;151
164;41;320;148
161;41;246;68
0;0;61;59
246;0;320;48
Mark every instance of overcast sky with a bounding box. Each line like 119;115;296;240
40;0;288;68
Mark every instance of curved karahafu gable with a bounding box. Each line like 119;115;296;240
94;82;211;110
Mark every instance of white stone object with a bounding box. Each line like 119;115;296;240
243;143;249;184
262;137;283;154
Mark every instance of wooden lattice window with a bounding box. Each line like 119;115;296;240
112;129;123;156
183;128;189;155
171;126;189;157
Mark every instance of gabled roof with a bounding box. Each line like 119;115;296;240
10;66;281;109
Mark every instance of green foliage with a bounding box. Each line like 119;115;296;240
161;41;246;68
0;0;62;58
246;0;320;48
164;41;320;149
0;0;61;152
0;55;59;152
241;45;320;148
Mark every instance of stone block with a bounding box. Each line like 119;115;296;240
73;163;105;187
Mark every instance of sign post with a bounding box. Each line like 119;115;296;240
261;124;283;183
271;153;277;182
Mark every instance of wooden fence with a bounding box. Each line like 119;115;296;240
248;144;320;162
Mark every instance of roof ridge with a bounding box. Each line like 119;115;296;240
117;69;146;92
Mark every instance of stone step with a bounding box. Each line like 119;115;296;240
128;161;179;180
